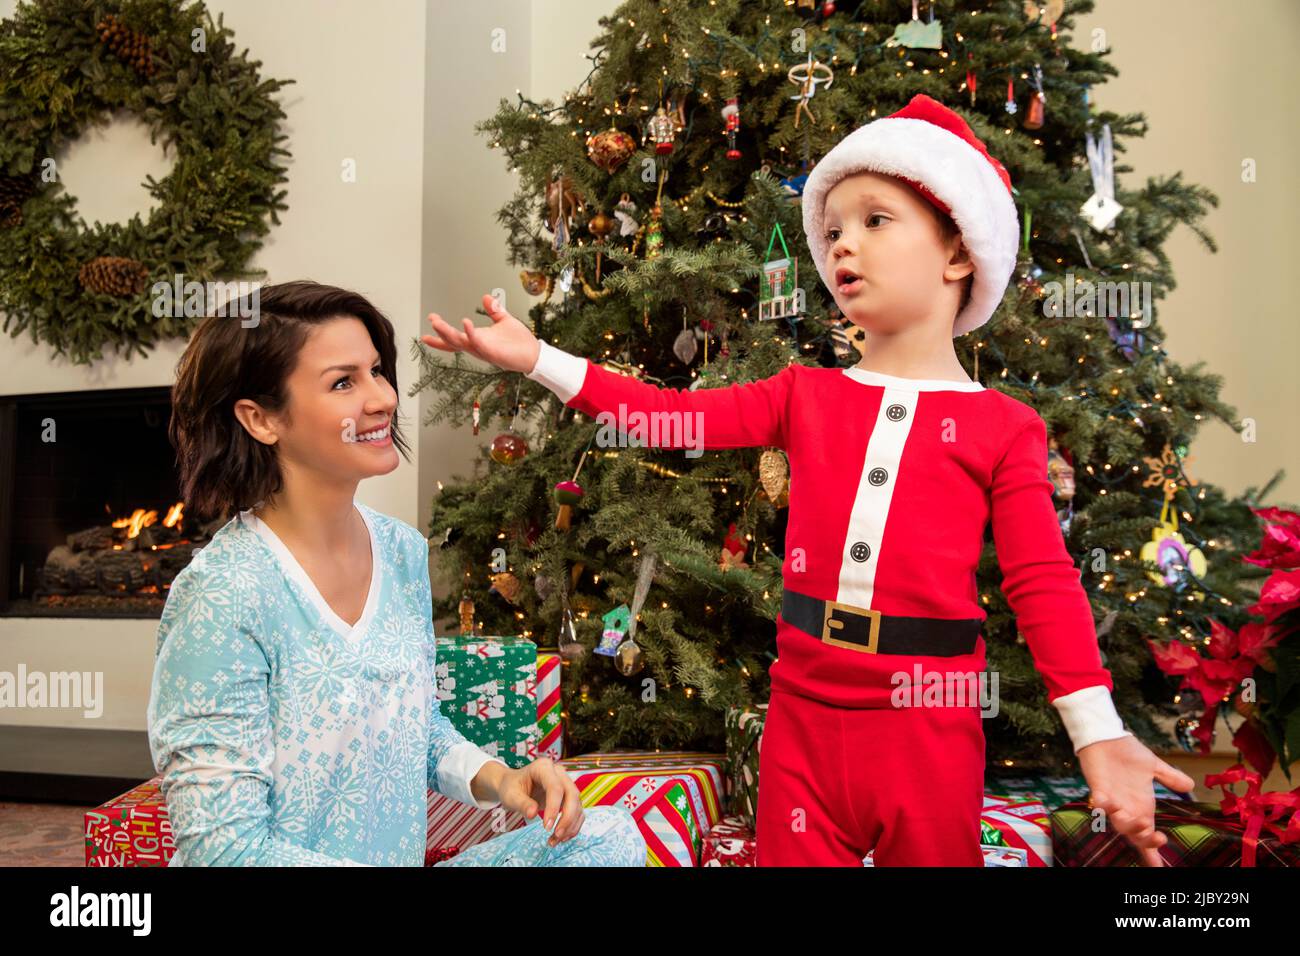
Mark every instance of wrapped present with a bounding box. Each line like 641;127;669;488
85;777;175;867
1054;764;1300;867
723;704;767;823
981;793;1052;866
435;634;540;768
701;814;757;867
987;772;1192;811
561;751;726;866
425;789;527;863
704;815;1027;867
535;649;564;761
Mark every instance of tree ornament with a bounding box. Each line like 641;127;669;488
1023;64;1046;130
1005;76;1018;114
1081;123;1124;232
720;523;749;571
887;0;943;49
1143;442;1198;502
458;591;476;635
613;193;640;236
647;105;676;155
1105;316;1146;363
596;605;630;656
1175;715;1212;753
831;315;867;361
1047;437;1075;500
471;399;480;435
553;480;585;531
438;526;462;550
964;53;978;107
534;573;553;603
617;553;657;676
489;571;522;605
787;55;834;128
645;203;664;258
556;590;585;662
586;124;636;174
721;96;741;160
545;171;583;250
1141;499;1208;588
490;432;529;465
758;222;800;321
759;449;790;502
520;269;549;296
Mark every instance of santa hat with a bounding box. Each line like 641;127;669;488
801;94;1019;337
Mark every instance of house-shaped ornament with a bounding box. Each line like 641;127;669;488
759;222;800;321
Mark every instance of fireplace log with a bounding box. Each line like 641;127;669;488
44;545;95;589
91;549;149;591
67;526;117;551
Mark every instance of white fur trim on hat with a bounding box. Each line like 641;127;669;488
801;117;1020;337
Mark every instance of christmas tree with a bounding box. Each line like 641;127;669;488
414;0;1282;770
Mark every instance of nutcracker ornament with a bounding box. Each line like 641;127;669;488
721;96;741;160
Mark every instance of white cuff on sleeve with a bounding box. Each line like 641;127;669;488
526;339;588;403
1051;684;1132;754
436;741;509;810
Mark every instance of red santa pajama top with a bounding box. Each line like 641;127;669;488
527;340;1131;753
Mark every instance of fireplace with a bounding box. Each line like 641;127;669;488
0;386;214;618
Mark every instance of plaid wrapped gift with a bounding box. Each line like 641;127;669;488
535;649;563;761
981;793;1052;866
987;772;1193;811
560;751;726;866
723;704;767;823
1053;798;1300;868
85;777;175;867
435;634;540;768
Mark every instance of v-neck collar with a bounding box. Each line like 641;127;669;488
239;502;381;640
842;365;984;392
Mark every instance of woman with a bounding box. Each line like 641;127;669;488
148;280;645;866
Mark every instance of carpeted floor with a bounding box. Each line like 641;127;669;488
0;801;92;866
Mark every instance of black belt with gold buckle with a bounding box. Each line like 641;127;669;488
781;587;982;656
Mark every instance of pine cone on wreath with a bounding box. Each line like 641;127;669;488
0;174;35;227
96;14;159;79
78;256;151;297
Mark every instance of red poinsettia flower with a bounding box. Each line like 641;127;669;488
1247;568;1300;623
1244;507;1300;569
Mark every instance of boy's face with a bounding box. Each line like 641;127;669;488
821;170;971;333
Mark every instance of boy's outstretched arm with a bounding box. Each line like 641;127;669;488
990;411;1195;866
424;293;797;450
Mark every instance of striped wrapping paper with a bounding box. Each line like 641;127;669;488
425;789;527;860
981;793;1052;866
560;751;727;866
534;650;563;761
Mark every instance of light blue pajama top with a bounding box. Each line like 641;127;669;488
146;502;509;866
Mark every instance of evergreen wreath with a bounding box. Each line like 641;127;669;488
0;0;293;364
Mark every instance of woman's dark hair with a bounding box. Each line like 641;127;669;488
169;279;413;522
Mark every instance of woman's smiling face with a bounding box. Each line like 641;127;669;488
822;170;970;333
270;316;400;482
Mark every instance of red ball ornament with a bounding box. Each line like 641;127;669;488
490;432;529;465
586;126;636;174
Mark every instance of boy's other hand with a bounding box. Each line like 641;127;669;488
1078;733;1196;866
422;293;541;374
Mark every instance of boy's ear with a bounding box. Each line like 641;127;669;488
944;239;975;283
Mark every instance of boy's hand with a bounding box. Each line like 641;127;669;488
493;757;586;846
1078;734;1196;867
422;293;541;374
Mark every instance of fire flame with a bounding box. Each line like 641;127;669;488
110;502;184;539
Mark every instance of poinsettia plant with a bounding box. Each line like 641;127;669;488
1148;506;1300;778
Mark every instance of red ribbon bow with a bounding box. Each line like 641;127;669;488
1203;764;1300;867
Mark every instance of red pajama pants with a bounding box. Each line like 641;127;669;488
754;688;986;866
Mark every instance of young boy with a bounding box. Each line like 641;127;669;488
423;95;1194;867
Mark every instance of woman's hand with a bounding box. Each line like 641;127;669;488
422;293;541;374
494;757;585;846
1077;734;1196;866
